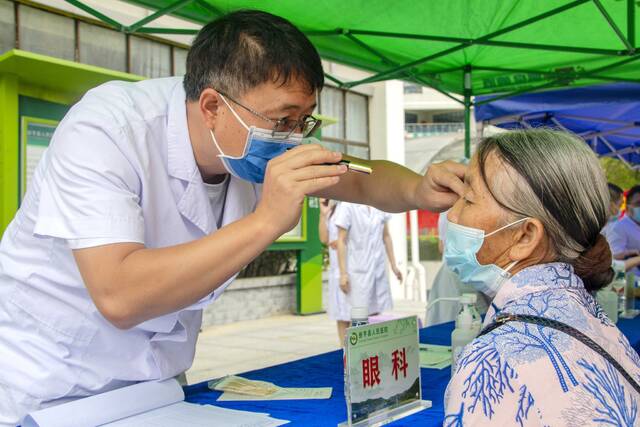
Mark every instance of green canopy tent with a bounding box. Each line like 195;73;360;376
66;0;640;158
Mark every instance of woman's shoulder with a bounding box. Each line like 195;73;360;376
451;291;640;425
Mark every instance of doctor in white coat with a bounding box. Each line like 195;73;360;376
0;10;465;425
333;202;403;344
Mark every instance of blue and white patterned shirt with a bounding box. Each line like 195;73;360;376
444;262;640;426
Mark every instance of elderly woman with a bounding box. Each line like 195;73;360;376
443;129;640;426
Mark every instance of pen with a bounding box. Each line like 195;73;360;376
326;159;373;175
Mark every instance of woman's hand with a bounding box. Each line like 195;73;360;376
319;198;331;217
339;274;350;294
392;265;403;283
621;249;640;259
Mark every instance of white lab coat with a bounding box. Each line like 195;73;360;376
0;77;261;425
332;202;393;321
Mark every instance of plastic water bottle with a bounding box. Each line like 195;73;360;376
451;300;476;375
344;307;368;405
350;306;369;327
465;293;483;336
596;284;619;323
622;272;639;318
610;269;626;314
455;294;482;335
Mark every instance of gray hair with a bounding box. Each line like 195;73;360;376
477;128;612;290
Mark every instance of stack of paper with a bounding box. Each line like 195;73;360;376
419;344;452;369
209;376;333;402
210;376;281;396
21;379;289;427
104;402;289;427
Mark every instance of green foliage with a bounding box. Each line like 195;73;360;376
239;250;298;278
407;235;442;261
601;158;640;190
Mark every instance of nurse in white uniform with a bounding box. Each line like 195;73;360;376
0;10;466;426
333;202;403;344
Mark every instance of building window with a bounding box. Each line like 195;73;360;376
345;92;367;143
403;83;423;94
433;111;464;122
130;36;172;78
320;86;345;139
319;86;369;159
78;22;126;72
19;5;75;61
8;2;194;79
173;47;188;76
0;0;14;55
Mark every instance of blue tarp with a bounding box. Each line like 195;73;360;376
475;83;640;165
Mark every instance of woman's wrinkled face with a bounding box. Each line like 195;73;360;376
446;151;521;266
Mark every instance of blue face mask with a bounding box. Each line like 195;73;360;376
209;95;302;183
443;217;528;298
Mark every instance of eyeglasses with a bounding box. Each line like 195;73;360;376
217;90;322;139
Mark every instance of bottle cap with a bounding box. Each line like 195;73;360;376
460;293;477;304
351;306;369;320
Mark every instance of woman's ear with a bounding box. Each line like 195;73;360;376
508;218;546;262
199;88;221;129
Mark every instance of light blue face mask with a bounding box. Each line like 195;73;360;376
209;95;302;183
443;217;528;298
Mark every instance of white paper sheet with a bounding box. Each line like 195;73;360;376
102;402;289;427
22;379;290;427
217;387;333;401
22;379;184;427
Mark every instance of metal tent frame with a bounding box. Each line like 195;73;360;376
483;111;640;168
62;0;640;158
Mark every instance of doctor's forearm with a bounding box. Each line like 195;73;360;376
317;159;420;213
76;212;280;329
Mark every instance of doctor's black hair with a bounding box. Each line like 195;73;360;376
183;10;324;101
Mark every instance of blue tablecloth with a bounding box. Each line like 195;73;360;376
184;317;640;426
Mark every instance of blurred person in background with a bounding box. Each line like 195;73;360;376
333;202;403;344
608;185;640;275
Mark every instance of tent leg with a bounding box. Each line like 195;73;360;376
464;66;472;159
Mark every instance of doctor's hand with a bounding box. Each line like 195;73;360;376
414;161;466;212
256;144;347;237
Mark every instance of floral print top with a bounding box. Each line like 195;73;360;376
444;262;640;426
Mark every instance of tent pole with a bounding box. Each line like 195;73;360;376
592;0;634;52
464;66;472;159
629;0;636;49
64;0;124;30
126;0;194;33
